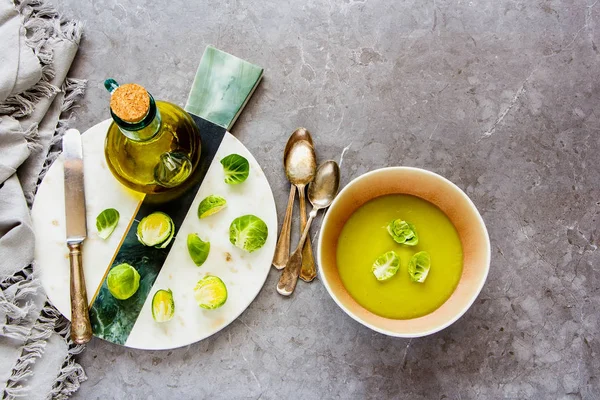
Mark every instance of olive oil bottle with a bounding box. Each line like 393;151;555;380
103;79;201;194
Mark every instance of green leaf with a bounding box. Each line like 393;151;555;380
96;208;120;240
387;219;418;246
229;215;268;252
107;263;140;300
220;154;250;184
187;234;210;267
136;212;174;248
152;289;175;322
194;275;228;309
371;251;401;281
408;251;431;283
197;195;227;219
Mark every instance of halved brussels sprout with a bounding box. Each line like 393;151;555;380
387;219;418;246
96;208;120;240
408;251;431;283
194;275;227;309
229;215;268;253
107;263;140;300
197;195;227;219
152;289;175;322
137;212;175;248
220;154;249;184
187;233;210;267
372;251;401;281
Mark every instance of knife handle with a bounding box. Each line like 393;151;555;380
68;242;92;344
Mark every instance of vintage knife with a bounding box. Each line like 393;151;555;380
62;129;92;344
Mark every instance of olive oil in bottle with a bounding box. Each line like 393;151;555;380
103;79;201;194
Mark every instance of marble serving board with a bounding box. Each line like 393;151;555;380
32;118;277;350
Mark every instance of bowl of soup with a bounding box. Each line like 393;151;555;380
317;167;490;337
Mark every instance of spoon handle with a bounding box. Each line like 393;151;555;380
298;186;316;282
277;209;317;296
272;186;296;269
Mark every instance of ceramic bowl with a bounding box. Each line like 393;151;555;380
317;167;490;337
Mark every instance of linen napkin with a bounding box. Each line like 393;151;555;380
0;0;41;102
0;0;87;398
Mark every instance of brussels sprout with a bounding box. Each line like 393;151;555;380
372;251;401;281
96;208;120;240
137;212;175;248
387;219;418;246
220;154;250;184
187;233;210;267
408;251;431;283
152;289;175;322
107;263;140;300
194;275;227;309
229;215;268;253
197;195;227;219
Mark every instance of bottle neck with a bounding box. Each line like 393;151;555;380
111;96;161;141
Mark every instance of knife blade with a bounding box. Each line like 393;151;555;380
63;129;87;243
62;129;92;344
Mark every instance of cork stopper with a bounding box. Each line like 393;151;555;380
110;83;150;123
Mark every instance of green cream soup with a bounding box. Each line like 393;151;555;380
336;194;463;319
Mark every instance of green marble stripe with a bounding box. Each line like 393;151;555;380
89;244;165;344
185;46;263;130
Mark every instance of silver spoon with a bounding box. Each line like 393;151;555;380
277;160;340;296
272;132;316;269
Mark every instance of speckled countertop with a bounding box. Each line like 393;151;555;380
55;0;599;398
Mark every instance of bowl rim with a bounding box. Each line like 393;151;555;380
317;166;491;338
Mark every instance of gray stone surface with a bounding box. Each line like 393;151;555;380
53;0;599;398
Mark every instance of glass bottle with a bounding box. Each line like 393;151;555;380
103;79;201;195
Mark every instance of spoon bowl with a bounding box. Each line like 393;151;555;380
284;140;316;185
284;128;314;161
308;161;340;210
